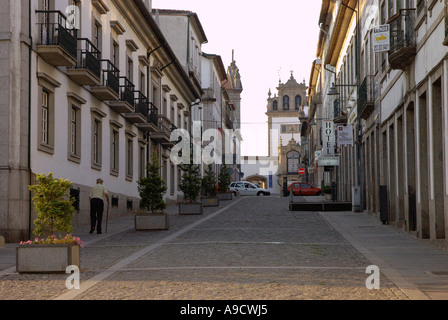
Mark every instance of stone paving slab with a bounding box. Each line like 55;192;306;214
0;196;447;301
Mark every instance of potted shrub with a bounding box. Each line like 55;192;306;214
217;163;233;201
136;154;169;231
179;162;203;215
201;164;219;207
17;173;82;273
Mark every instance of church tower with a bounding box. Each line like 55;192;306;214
266;72;308;156
266;72;308;192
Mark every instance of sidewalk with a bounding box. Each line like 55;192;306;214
0;203;182;277
320;211;448;300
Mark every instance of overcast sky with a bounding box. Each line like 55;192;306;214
152;0;322;156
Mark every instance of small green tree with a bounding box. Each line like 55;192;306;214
202;164;217;197
137;154;167;214
179;163;202;203
28;173;76;237
218;163;231;193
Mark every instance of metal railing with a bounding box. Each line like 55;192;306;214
36;10;77;60
389;9;416;55
358;75;374;114
74;38;101;79
148;102;159;127
134;91;158;127
99;60;120;94
118;77;135;108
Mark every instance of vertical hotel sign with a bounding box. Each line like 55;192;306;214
323;121;335;156
372;24;390;53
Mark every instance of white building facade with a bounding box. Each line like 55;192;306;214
0;0;202;242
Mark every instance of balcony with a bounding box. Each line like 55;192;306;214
36;11;78;67
67;38;101;86
358;75;375;120
123;91;152;125
150;116;177;148
91;60;120;101
136;102;159;133
333;99;347;124
388;9;416;70
108;77;135;114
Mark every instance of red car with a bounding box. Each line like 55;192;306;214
287;182;322;196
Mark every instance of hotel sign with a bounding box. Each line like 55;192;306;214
318;156;340;167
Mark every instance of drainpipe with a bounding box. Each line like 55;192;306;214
145;43;163;176
27;0;33;240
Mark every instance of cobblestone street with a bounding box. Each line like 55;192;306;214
0;196;414;301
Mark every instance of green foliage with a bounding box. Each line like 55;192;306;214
218;163;231;193
179;162;202;203
323;185;332;194
28;173;76;237
137;154;167;214
202;164;217;197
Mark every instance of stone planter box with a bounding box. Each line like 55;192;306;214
201;197;219;207
17;244;80;273
135;213;169;231
217;192;233;201
179;202;203;215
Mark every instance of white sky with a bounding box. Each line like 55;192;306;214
152;0;322;156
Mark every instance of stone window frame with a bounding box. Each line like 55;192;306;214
110;120;123;177
90;107;106;171
67;93;86;164
37;73;60;155
125;130;136;182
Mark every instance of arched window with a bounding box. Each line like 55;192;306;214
283;95;290;110
287;151;301;174
273;100;278;111
295;95;302;110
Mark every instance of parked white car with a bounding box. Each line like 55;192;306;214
229;182;271;196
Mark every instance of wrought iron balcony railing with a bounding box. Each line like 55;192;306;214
36;10;78;61
100;60;120;94
388;9;416;69
358;75;375;119
118;77;135;108
74;38;101;79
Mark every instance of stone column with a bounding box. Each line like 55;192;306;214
0;0;31;243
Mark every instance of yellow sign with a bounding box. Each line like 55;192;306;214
372;24;390;53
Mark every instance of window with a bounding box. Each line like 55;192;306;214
170;163;175;195
93;20;102;51
112;41;119;69
273;100;278;111
41;91;49;145
281;125;287;133
93;119;101;165
139;145;146;179
287;151;301;174
69;105;80;159
126;138;133;179
295;95;302;110
283;95;290;110
127;56;133;81
139;69;145;95
111;129;119;174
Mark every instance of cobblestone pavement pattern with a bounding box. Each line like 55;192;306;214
0;197;410;300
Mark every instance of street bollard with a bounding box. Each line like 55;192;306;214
0;235;5;247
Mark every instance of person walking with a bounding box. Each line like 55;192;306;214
89;178;110;234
